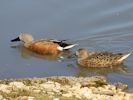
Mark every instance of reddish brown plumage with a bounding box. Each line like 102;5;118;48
25;40;60;55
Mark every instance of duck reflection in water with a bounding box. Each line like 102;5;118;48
75;64;130;77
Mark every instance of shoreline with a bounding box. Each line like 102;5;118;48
0;76;133;100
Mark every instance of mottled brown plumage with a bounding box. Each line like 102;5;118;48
11;32;77;55
76;48;131;68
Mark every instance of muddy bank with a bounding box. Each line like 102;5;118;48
0;76;132;100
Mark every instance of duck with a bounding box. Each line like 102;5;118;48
11;32;77;55
76;48;131;68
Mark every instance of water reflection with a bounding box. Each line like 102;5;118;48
75;64;129;77
11;44;74;61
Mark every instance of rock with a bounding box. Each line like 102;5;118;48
0;84;10;93
62;92;73;97
47;91;55;95
74;94;82;99
53;97;60;100
33;89;41;93
9;82;25;89
71;83;81;91
27;96;34;100
40;81;55;92
79;87;92;98
0;95;3;99
53;82;61;93
18;96;28;100
18;96;34;100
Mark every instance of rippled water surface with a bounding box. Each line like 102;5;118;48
0;1;133;89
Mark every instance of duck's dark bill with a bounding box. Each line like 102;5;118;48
11;37;20;42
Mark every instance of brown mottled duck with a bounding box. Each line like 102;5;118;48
76;48;131;68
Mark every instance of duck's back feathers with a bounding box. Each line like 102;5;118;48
89;52;123;61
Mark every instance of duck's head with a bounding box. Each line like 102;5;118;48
76;48;89;60
11;32;34;43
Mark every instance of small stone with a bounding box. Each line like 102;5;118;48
53;82;61;93
0;84;10;93
40;81;55;92
27;96;34;100
0;95;3;99
62;93;72;97
71;83;81;91
47;91;55;95
9;82;25;89
46;81;54;84
54;82;61;89
52;88;60;93
33;89;41;93
55;82;60;86
61;85;71;92
18;96;28;100
78;87;92;98
74;94;81;99
53;98;60;100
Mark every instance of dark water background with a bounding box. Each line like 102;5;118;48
0;1;133;89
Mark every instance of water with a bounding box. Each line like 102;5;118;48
0;1;133;89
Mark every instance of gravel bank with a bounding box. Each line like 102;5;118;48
0;76;132;100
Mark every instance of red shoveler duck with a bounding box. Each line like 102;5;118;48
11;32;77;55
76;48;131;68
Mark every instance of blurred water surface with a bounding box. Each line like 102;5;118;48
0;0;133;89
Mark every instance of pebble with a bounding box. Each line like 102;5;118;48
0;95;3;100
53;98;60;100
62;93;73;97
40;81;55;91
9;82;25;89
0;84;10;93
27;96;34;100
47;91;55;95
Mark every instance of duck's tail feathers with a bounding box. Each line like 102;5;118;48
118;52;132;62
57;44;78;51
63;44;78;50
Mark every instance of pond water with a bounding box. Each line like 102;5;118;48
0;1;133;89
